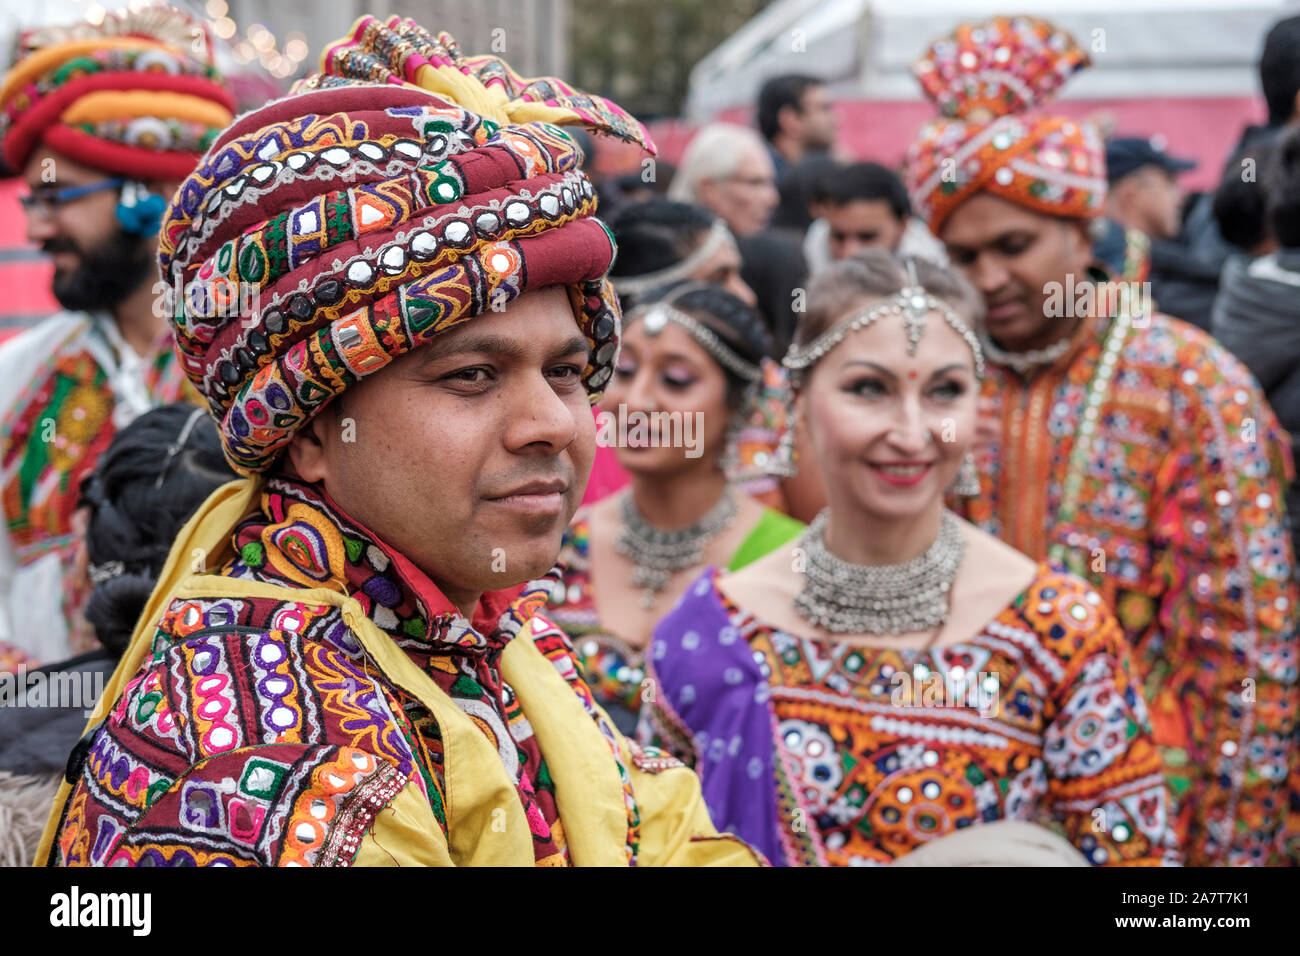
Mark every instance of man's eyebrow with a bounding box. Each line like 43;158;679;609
423;332;591;364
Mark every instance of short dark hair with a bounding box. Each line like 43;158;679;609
1260;14;1300;126
1268;127;1300;247
737;232;809;357
820;162;911;220
757;74;822;143
1214;136;1280;250
609;198;716;280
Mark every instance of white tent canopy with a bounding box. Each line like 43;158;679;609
684;0;1300;121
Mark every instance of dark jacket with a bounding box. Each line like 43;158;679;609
1148;235;1223;332
1212;250;1300;570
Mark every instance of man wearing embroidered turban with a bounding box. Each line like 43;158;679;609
38;15;762;867
0;5;234;674
904;16;1298;865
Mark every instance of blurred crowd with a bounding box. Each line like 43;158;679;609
0;5;1296;869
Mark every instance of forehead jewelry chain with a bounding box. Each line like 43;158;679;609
900;257;929;356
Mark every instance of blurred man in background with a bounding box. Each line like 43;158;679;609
668;122;779;237
756;73;837;182
0;6;231;673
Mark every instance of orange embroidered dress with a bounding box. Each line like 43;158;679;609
644;563;1178;866
957;305;1299;865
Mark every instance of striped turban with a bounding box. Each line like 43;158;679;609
159;16;655;475
903;16;1107;235
0;6;235;180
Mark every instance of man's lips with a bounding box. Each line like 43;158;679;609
485;479;569;514
985;299;1025;322
487;479;568;499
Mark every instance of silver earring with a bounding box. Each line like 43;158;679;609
953;451;980;497
717;407;745;473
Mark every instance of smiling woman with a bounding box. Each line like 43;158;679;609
641;249;1179;866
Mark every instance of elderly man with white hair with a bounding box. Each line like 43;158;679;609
668;123;779;236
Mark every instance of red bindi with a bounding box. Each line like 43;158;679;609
907;369;918;380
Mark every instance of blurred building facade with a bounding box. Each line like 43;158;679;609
223;0;569;79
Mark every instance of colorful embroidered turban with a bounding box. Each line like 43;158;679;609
903;16;1107;234
159;16;655;475
0;6;235;180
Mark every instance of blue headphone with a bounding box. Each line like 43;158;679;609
115;179;167;237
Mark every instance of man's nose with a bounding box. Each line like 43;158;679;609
969;253;1010;295
25;209;57;245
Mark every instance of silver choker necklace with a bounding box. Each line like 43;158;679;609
979;329;1073;375
616;487;738;608
793;509;966;634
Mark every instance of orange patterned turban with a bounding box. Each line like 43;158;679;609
0;5;235;180
903;16;1107;235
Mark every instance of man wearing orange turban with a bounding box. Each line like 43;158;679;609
905;16;1298;866
0;6;235;673
38;15;762;868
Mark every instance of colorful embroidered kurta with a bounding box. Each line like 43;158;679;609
956;309;1299;865
43;476;761;867
0;311;191;670
642;564;1179;866
549;504;803;734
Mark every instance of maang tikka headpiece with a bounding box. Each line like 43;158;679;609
782;257;986;380
625;283;764;382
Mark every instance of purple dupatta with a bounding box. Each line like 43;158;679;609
646;568;787;864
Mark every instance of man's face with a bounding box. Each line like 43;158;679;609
21;148;156;311
826;200;907;259
796;85;837;152
1111;165;1184;240
939;193;1094;352
287;286;596;609
697;144;778;237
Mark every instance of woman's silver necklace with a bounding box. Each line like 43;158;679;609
793;508;966;634
616;487;738;609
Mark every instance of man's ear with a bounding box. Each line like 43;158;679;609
778;102;802;139
1061;217;1095;272
284;406;335;485
697;177;722;210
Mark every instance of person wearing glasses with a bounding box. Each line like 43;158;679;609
0;6;234;674
668;123;780;237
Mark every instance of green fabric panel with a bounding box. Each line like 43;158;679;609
726;508;805;571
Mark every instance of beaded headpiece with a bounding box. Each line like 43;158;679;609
623;282;763;382
783;259;985;380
